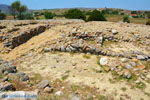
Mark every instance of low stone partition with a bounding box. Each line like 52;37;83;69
47;43;150;61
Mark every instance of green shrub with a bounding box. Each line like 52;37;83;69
101;8;119;15
85;11;92;16
33;12;41;17
0;13;6;20
146;20;150;25
18;13;34;20
88;10;106;21
123;16;130;23
44;12;54;19
64;9;86;20
11;1;28;19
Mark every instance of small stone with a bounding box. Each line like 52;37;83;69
71;43;80;48
3;65;17;74
55;91;63;96
121;58;128;63
137;55;146;60
28;53;33;57
133;68;139;71
123;70;132;79
95;67;102;73
112;29;118;35
137;65;145;70
129;62;136;67
135;80;140;84
37;80;50;89
69;46;77;52
60;46;66;52
117;71;123;76
66;47;71;52
125;64;133;69
125;62;136;69
96;36;103;44
99;57;108;65
110;67;117;71
43;86;53;93
4;71;9;75
43;48;51;52
72;63;77;66
146;74;150;79
71;94;80;100
140;75;145;80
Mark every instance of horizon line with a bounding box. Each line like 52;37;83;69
1;4;150;11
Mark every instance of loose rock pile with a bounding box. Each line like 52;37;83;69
0;58;54;98
0;58;29;92
98;57;150;82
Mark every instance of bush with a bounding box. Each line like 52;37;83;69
123;16;130;23
18;13;34;20
88;10;106;21
44;12;54;19
101;9;119;15
0;13;6;20
146;20;150;25
64;9;86;20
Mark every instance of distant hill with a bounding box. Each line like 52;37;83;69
0;4;12;13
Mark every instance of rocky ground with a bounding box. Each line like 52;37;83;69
0;20;150;100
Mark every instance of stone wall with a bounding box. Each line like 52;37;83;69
4;25;47;49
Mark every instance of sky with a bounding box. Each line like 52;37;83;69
1;0;150;10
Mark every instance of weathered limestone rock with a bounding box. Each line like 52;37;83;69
37;80;50;89
99;57;108;65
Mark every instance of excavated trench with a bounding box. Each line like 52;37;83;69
4;25;48;49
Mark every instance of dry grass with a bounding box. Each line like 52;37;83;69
106;14;125;22
83;54;91;59
106;14;148;24
130;18;149;24
12;80;28;91
30;73;43;84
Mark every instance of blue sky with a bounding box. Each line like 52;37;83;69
1;0;150;10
